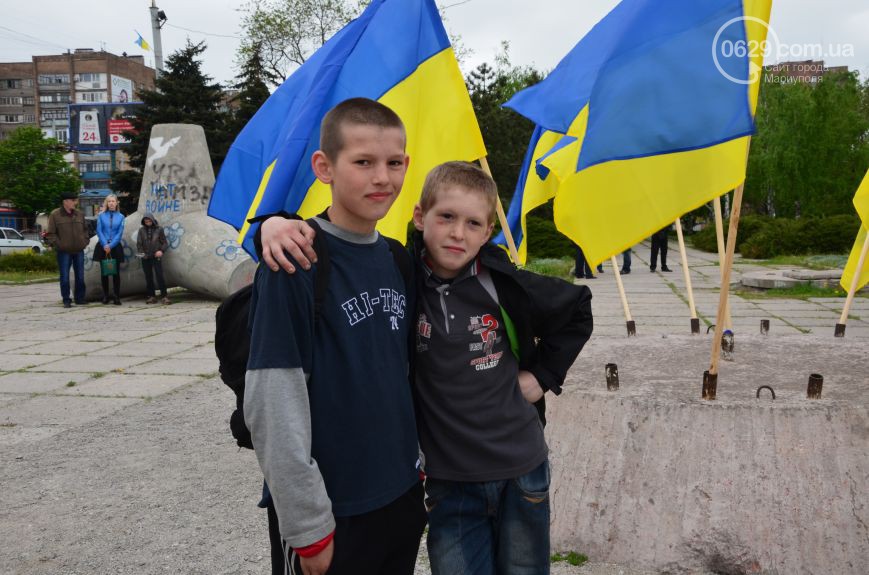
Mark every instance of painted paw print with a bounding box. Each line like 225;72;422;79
121;240;134;270
165;222;185;249
84;250;94;271
216;239;240;261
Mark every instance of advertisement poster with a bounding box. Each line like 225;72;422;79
78;110;101;145
108;118;135;144
110;75;133;103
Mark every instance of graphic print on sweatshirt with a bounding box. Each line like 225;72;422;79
468;314;503;371
341;288;406;329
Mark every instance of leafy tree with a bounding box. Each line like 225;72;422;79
0;126;81;218
238;0;361;85
228;42;274;137
111;40;231;209
745;70;869;217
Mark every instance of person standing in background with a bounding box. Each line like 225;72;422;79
94;194;126;304
137;213;170;305
45;192;90;308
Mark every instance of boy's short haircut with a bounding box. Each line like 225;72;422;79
419;161;498;223
320;97;406;160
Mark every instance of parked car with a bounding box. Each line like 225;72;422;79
0;227;47;255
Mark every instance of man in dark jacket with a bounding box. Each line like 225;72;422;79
45;192;90;307
136;213;170;304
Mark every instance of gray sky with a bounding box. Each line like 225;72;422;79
2;0;867;85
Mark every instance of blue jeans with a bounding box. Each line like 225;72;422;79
425;459;551;575
57;250;86;304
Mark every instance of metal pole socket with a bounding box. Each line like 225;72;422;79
626;320;636;337
760;319;769;335
807;373;823;399
834;323;846;338
605;363;619;391
702;370;717;400
690;318;700;334
721;330;734;361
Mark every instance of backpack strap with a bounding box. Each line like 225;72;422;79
306;218;331;324
384;236;413;292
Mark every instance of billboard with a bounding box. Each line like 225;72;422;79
110;75;133;102
68;102;144;151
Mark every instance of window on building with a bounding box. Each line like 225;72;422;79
21;79;33;88
23;114;35;123
23;96;34;105
81;162;112;173
0;115;22;124
78;92;107;103
55;130;68;143
40;110;69;121
38;74;69;85
0;97;23;106
5;79;19;89
83;179;110;190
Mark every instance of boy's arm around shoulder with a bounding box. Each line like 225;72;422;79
244;263;336;548
514;267;593;395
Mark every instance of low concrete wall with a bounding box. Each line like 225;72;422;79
547;335;869;574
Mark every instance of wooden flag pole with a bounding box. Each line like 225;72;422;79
675;217;699;334
478;157;520;264
835;232;869;337
705;183;746;399
713;197;733;329
612;255;636;336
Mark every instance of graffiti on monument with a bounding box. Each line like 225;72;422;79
215;240;242;261
144;157;213;215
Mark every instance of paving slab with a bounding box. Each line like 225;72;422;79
0;371;95;394
32;354;151;374
172;344;218;360
87;341;197;358
138;331;215;345
55;373;201;398
126;357;219;376
0;354;67;371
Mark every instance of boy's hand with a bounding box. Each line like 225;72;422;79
518;370;544;403
299;540;334;575
261;217;318;273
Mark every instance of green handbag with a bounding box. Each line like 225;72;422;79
100;258;118;276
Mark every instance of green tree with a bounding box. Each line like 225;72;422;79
238;0;361;85
229;42;274;137
745;70;869;217
0;126;81;217
111;40;231;210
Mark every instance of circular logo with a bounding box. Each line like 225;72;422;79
712;16;778;85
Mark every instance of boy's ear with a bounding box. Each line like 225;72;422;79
311;150;333;184
484;222;494;242
412;204;425;231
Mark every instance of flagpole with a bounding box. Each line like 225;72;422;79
612;256;636;336
834;232;869;337
713;197;733;329
705;180;747;399
675;217;699;333
478;157;520;264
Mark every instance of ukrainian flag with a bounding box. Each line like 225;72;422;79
208;0;485;255
840;169;869;293
134;32;150;51
502;0;772;266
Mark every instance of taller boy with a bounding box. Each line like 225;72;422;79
245;98;425;575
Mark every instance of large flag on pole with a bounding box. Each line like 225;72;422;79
840;169;869;292
501;0;772;266
208;0;486;256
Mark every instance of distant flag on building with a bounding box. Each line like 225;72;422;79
134;31;151;51
500;0;772;266
208;0;486;257
840;168;869;293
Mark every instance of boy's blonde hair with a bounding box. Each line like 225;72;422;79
102;193;119;211
320;97;405;160
419;161;498;223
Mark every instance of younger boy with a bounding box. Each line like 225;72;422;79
245;98;425;575
261;161;593;574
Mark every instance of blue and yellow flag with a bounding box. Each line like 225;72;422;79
209;0;486;256
134;32;150;51
502;0;772;266
840;169;869;293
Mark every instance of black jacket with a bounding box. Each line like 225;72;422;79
412;235;593;422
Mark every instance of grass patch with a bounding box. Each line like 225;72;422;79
736;283;862;300
66;381;76;387
0;271;57;283
757;254;849;270
524;257;574;279
551;551;589;567
91;372;106;379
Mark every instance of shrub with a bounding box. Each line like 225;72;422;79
0;251;58;272
690;214;772;253
525;257;573;279
525;215;575;260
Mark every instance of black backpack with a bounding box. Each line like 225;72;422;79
215;219;413;449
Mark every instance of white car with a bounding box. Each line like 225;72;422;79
0;227;46;255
